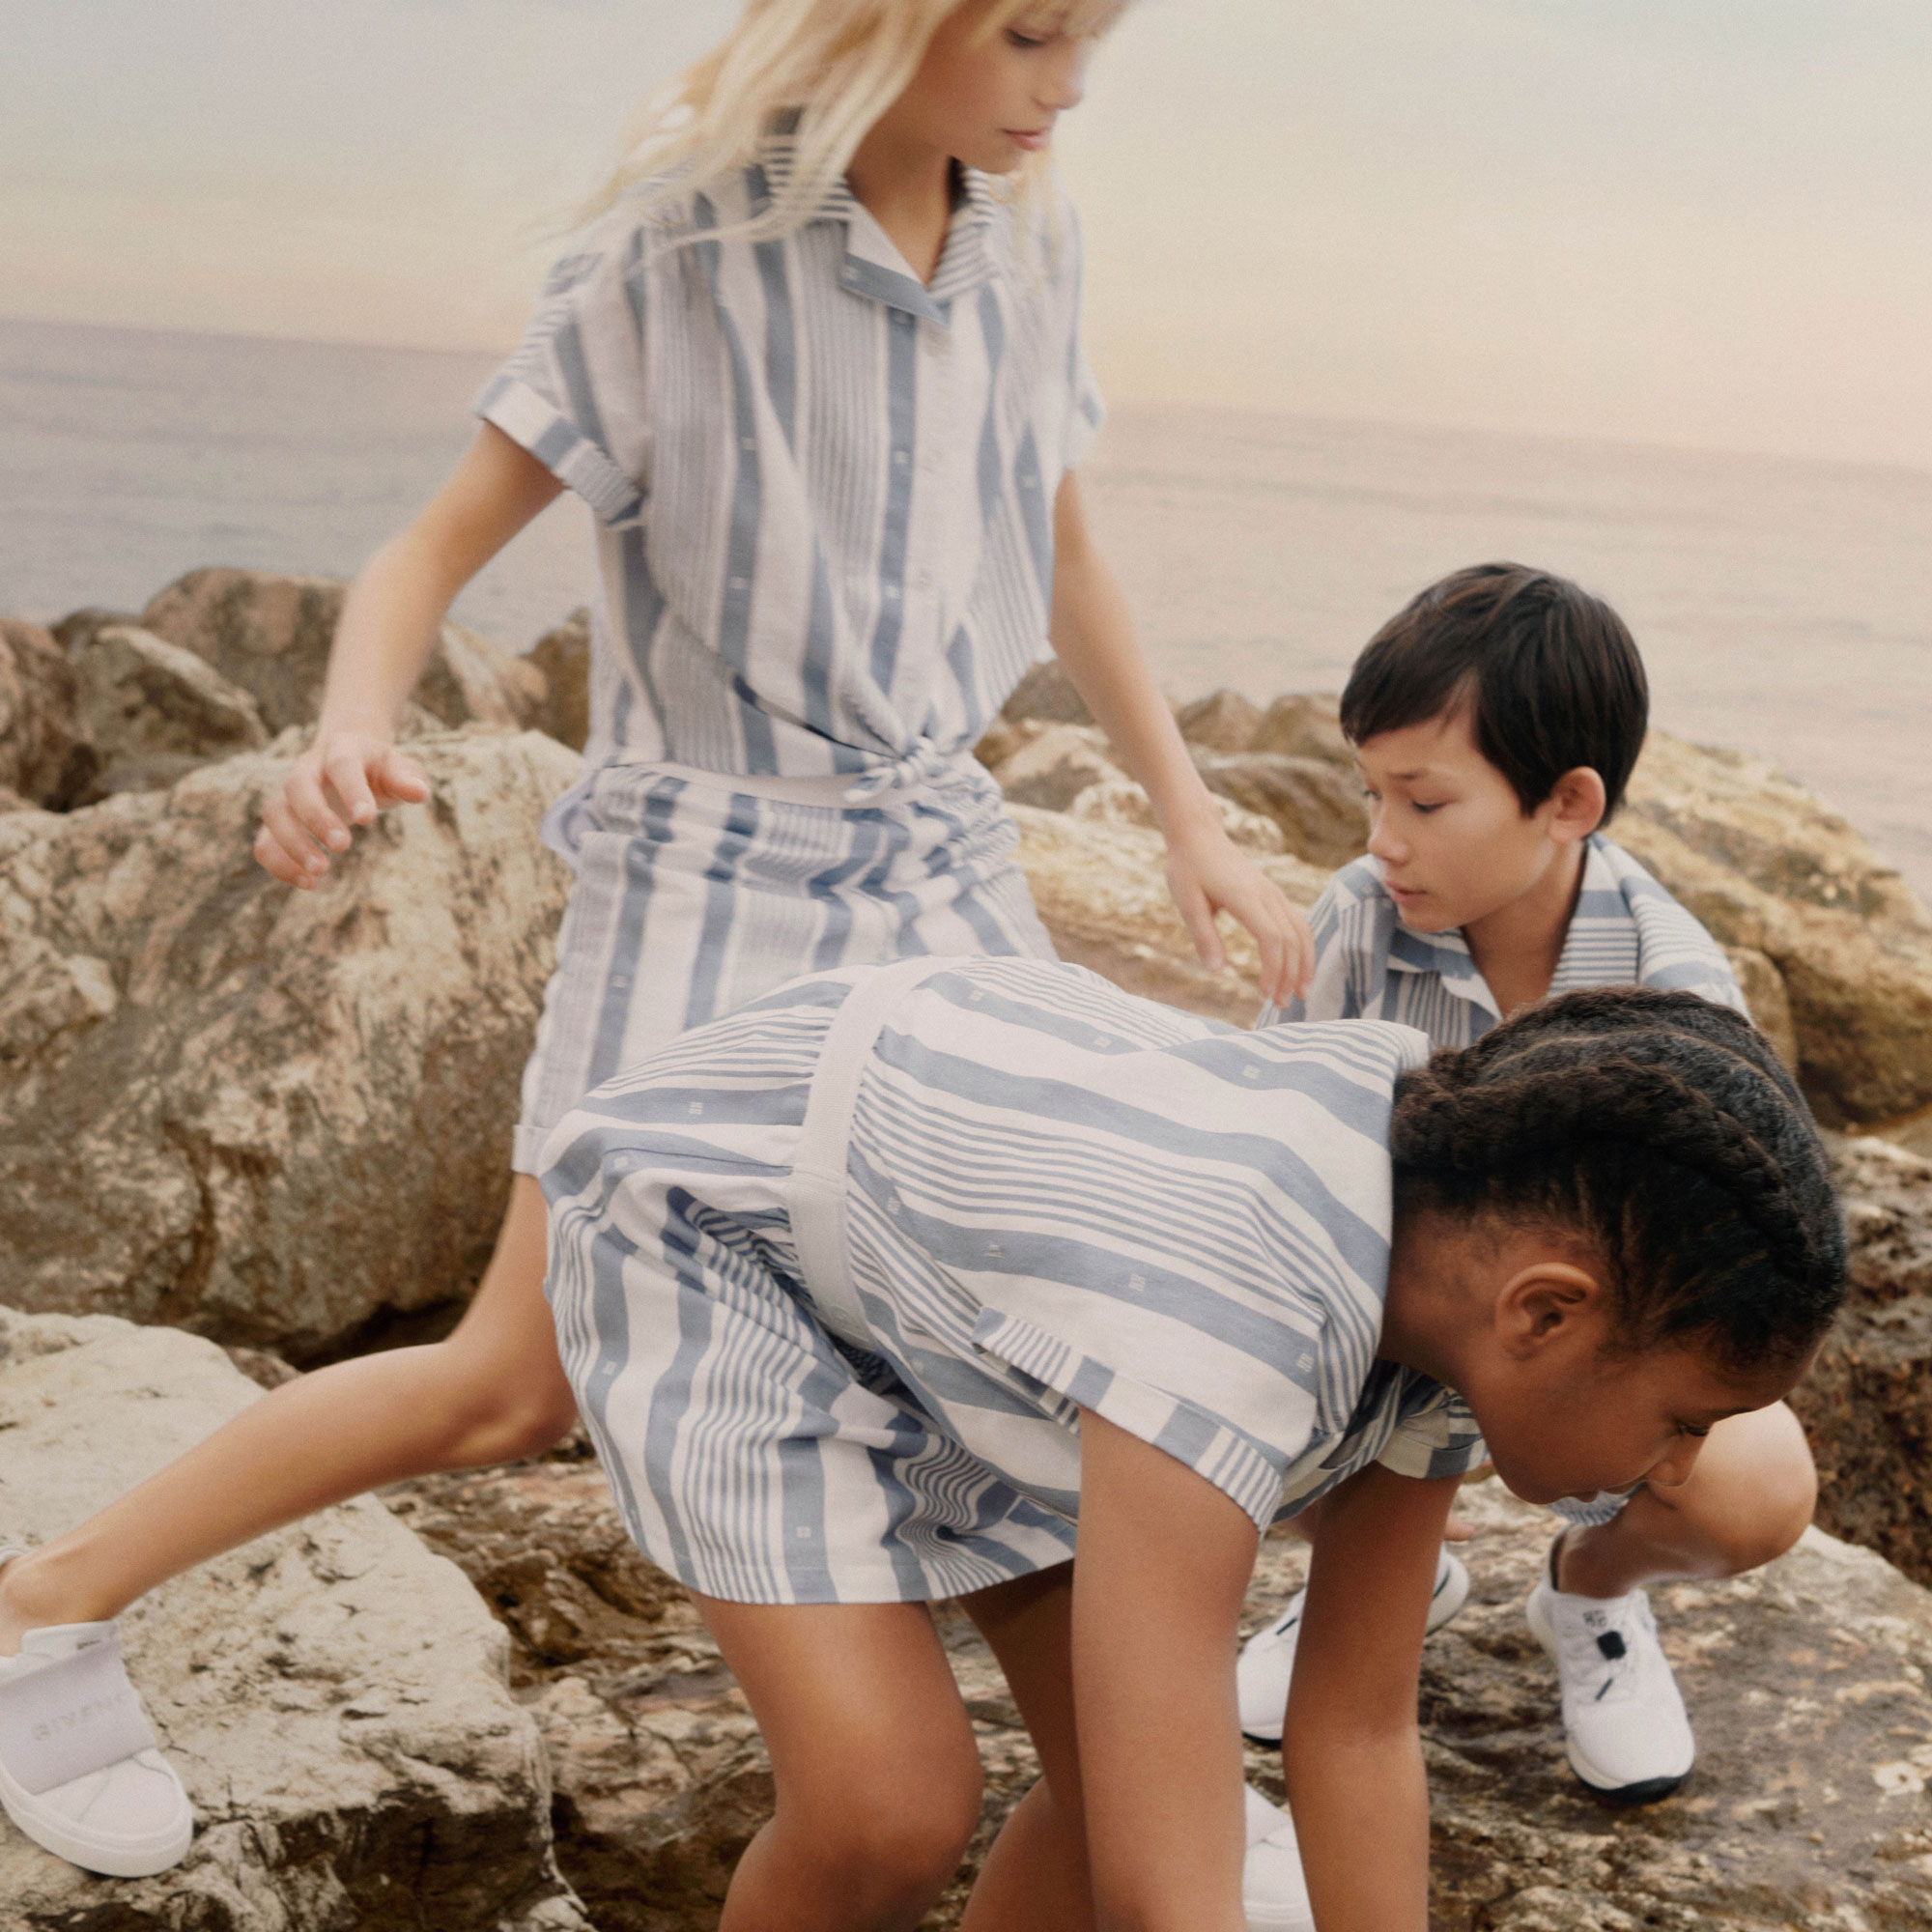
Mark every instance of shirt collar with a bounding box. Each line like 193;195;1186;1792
754;136;1002;324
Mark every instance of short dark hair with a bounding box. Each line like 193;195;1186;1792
1392;986;1846;1376
1340;563;1649;823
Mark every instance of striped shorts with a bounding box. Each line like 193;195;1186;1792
541;986;1080;1605
515;756;1054;1173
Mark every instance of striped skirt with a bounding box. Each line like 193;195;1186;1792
515;755;1053;1173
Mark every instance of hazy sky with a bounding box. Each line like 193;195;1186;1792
5;1;1928;467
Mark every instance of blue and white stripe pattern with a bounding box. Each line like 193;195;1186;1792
1279;835;1747;1042
541;956;1488;1606
476;143;1103;795
512;759;1053;1172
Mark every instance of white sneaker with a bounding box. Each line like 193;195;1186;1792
1236;1546;1469;1744
1241;1785;1313;1932
0;1550;194;1878
1524;1555;1694;1804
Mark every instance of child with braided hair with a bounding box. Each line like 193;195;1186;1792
1237;561;1826;1835
533;961;1843;1931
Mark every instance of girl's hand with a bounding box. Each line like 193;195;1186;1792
1163;816;1316;1008
255;729;431;889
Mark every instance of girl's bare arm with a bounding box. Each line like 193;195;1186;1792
1046;470;1313;1003
1072;1407;1261;1932
256;423;564;887
1285;1462;1463;1932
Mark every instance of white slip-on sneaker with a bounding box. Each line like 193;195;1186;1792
0;1552;194;1879
1236;1546;1470;1744
1241;1785;1314;1932
1524;1548;1694;1805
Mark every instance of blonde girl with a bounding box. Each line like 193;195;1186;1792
0;0;1313;1883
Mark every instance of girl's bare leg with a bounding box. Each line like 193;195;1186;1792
957;1565;1094;1932
0;1175;576;1650
694;1595;985;1932
1556;1400;1817;1599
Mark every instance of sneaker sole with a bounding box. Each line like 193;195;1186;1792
0;1762;194;1879
1240;1554;1472;1747
1523;1586;1692;1808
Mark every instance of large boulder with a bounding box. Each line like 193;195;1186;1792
0;1306;588;1931
1193;751;1371;870
1176;687;1263;754
391;1451;1932;1930
1008;804;1327;1025
69;623;270;798
1790;1136;1932;1589
0;726;581;1361
1618;734;1932;1126
0;619;97;809
140;568;549;739
526;608;592;753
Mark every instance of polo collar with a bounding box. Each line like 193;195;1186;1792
1381;835;1626;1023
755;137;1001;325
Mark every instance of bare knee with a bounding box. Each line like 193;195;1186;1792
779;1751;982;1917
1689;1405;1819;1577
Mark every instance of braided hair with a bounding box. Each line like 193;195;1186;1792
1390;986;1845;1374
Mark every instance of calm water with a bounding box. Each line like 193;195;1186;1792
4;314;1928;899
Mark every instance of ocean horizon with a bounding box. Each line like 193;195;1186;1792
5;311;1928;902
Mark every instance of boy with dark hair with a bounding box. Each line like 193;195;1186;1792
1236;561;1820;1809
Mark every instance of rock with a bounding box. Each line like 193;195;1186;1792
0;618;97;810
392;1449;1932;1930
1070;776;1287;856
1009;804;1327;1024
990;722;1123;811
1789;1136;1932;1590
0;1305;588;1931
70;624;269;797
1410;1486;1932;1931
998;658;1092;728
1194;751;1372;870
49;606;142;656
140;567;550;738
0;726;581;1361
527;609;592;753
1176;687;1262;753
1722;945;1800;1073
1250;692;1351;769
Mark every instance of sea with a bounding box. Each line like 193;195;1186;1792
4;313;1928;901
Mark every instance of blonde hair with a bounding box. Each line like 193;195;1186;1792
578;0;1122;240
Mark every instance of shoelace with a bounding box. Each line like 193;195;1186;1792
1566;1597;1650;1706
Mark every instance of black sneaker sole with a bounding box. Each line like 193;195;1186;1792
1572;1767;1690;1808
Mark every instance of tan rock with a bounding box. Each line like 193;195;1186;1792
1194;751;1371;870
1250;692;1351;769
998;657;1092;728
141;567;549;738
527;607;592;752
992;722;1123;811
1722;944;1799;1072
0;1306;588;1931
0;727;581;1360
70;624;269;796
1070;776;1287;856
1790;1135;1932;1588
1176;687;1262;753
1009;804;1326;1024
0;618;97;809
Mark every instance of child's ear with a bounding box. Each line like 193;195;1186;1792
1546;766;1606;844
1495;1261;1603;1359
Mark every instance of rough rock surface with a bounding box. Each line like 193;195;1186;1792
1617;736;1932;1126
0;1305;588;1931
141;568;549;739
1194;750;1372;869
391;1455;1932;1931
0;727;580;1360
1792;1136;1932;1591
527;609;592;753
70;622;270;798
1176;686;1264;753
1;618;97;809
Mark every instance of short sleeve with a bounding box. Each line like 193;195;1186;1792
1377;1378;1488;1482
473;213;652;527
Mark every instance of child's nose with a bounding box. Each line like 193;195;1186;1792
1040;45;1089;111
1645;1435;1705;1491
1367;816;1406;864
